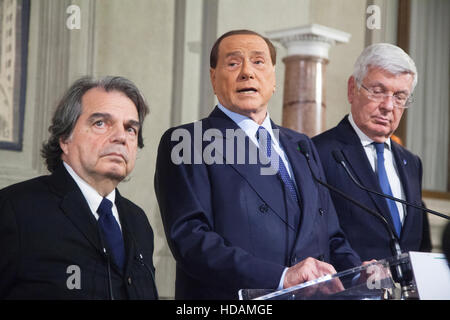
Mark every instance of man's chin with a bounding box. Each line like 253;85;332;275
101;165;128;182
105;171;127;182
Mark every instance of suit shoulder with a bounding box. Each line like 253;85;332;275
312;126;340;145
118;195;145;214
279;126;310;141
0;175;50;203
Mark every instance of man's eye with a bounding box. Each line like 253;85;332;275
127;127;137;135
371;89;384;95
94;120;105;127
394;93;407;101
254;60;264;65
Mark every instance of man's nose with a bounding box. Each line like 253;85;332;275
110;125;127;144
380;95;395;111
239;60;254;80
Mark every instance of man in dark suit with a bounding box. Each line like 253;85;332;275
0;76;157;299
154;30;363;300
313;43;431;262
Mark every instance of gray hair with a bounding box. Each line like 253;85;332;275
41;76;149;172
352;43;418;92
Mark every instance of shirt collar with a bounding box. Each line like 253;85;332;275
217;102;276;145
63;162;116;214
348;113;391;150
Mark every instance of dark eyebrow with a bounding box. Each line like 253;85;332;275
126;119;141;129
225;50;267;58
87;112;141;128
367;82;410;95
225;51;244;59
250;51;267;57
87;112;112;122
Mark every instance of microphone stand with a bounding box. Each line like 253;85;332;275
332;150;450;220
298;141;413;298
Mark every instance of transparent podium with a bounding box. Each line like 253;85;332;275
240;253;423;300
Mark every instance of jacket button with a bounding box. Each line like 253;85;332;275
317;255;325;262
319;208;324;216
127;277;132;285
291;255;298;265
259;204;269;213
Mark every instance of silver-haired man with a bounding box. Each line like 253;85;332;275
312;43;431;261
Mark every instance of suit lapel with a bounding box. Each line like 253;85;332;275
391;142;415;239
206;107;295;230
115;192;137;274
48;166;103;254
278;127;319;243
336;117;397;229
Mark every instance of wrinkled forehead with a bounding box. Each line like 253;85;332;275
218;34;271;59
363;66;414;90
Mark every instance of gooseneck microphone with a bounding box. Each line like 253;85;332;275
443;222;450;265
332;150;450;221
298;141;412;295
298;141;402;258
97;228;115;300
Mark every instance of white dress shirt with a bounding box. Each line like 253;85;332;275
63;161;122;230
217;103;296;184
348;114;406;224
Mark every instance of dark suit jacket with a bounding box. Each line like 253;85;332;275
0;164;157;299
154;107;361;299
312;116;431;261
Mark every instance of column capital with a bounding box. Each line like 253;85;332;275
266;24;351;59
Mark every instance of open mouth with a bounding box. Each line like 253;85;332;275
237;87;258;94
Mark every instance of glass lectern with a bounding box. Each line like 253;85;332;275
239;253;419;300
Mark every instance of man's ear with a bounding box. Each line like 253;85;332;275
348;76;356;104
273;66;276;93
210;68;216;93
59;137;69;155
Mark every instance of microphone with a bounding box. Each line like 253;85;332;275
298;141;412;294
128;233;159;300
135;253;159;300
332;150;450;221
97;228;114;300
298;141;401;258
443;222;450;265
102;248;115;300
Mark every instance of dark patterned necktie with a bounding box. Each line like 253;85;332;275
257;126;299;204
97;198;125;271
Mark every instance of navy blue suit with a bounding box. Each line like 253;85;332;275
312;116;431;261
154;107;361;299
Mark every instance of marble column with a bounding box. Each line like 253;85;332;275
267;24;351;137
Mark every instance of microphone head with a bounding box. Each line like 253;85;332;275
332;150;345;164
298;140;310;157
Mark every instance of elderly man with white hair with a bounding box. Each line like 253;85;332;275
312;43;431;261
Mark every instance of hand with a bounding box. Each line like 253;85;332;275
283;257;338;289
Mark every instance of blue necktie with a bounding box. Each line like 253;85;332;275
97;198;125;271
373;142;402;237
257;126;299;205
